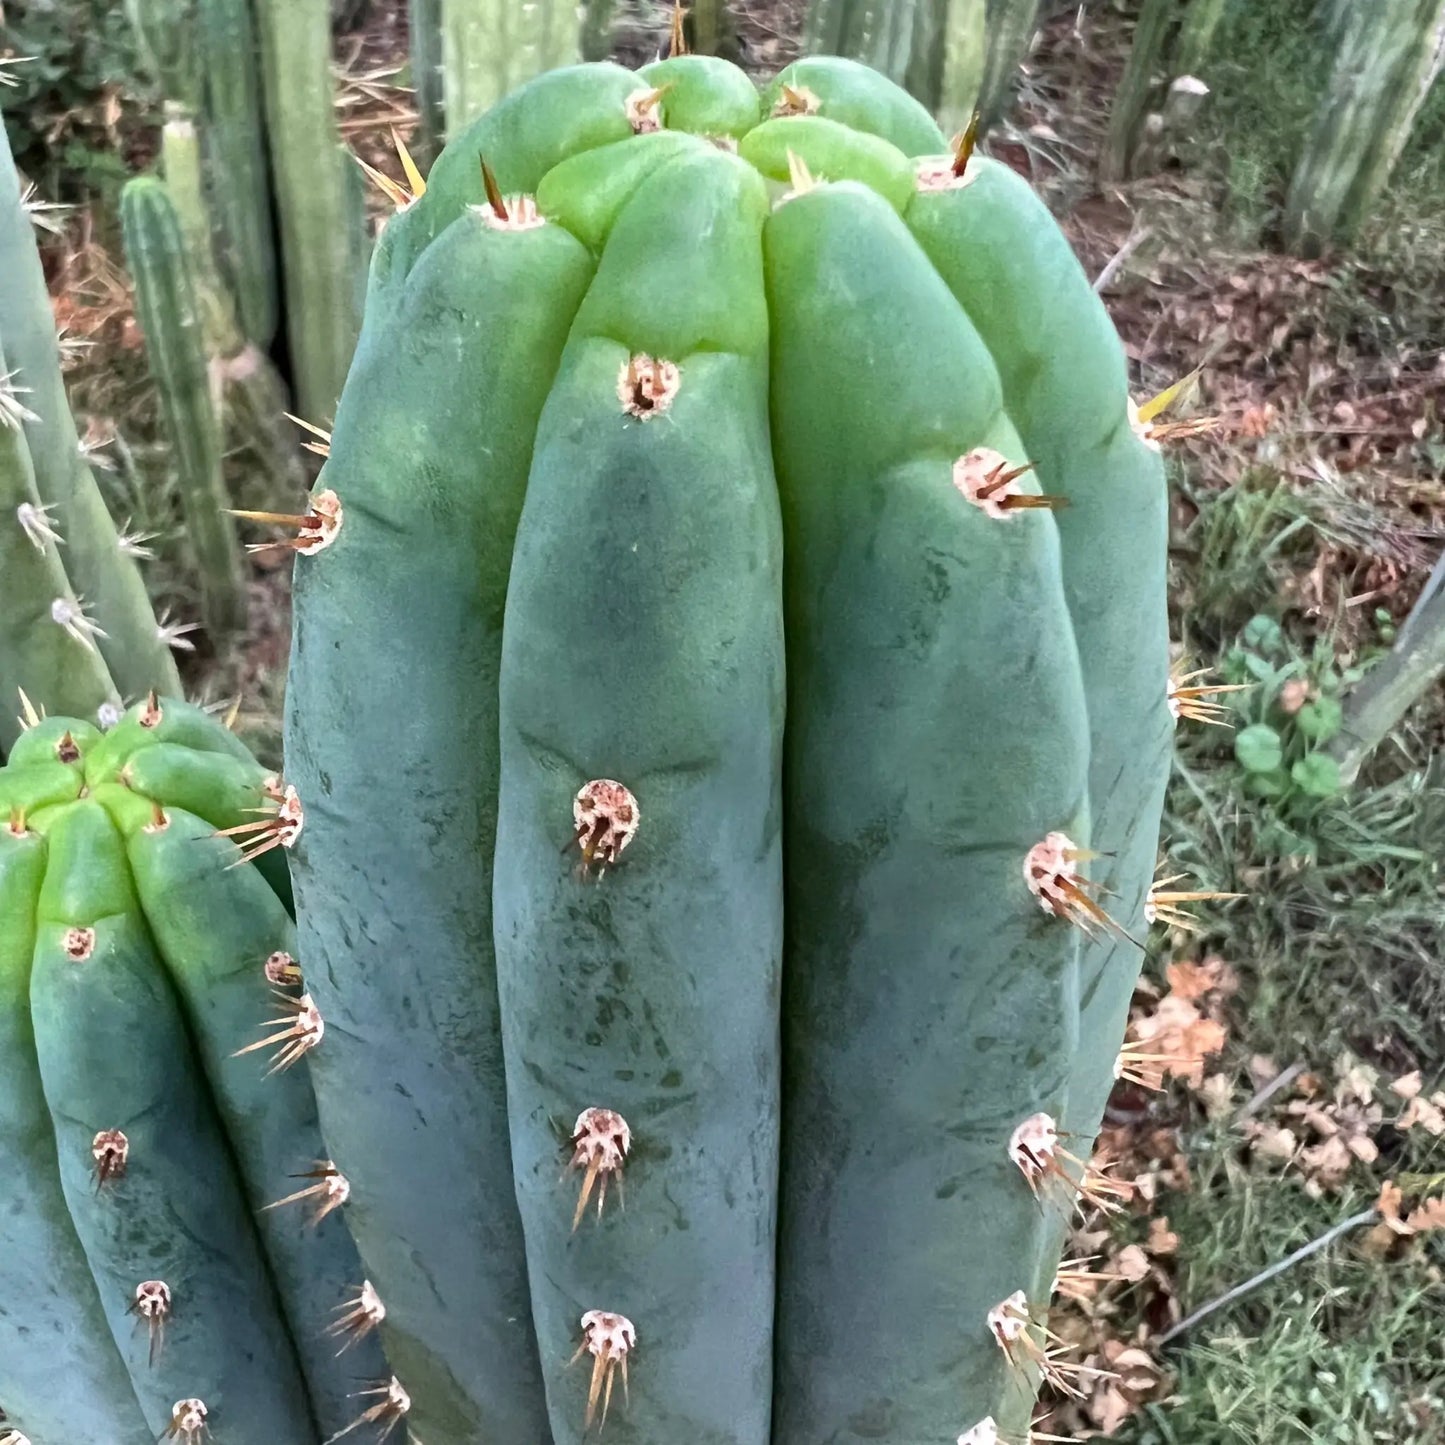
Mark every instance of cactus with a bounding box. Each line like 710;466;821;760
199;0;280;348
1284;0;1445;256
121;177;248;640
910;0;987;135
409;0;447;159
804;0;925;85
978;0;1041;123
800;0;988;129
0;340;119;748
439;0;586;134
275;54;1176;1445
0;120;181;722
0;699;385;1445
252;0;362;420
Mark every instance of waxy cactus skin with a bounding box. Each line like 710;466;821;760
3;49;1183;1443
286;52;1170;1443
0;704;381;1445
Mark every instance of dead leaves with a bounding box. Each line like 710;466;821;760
1362;1179;1445;1259
1121;956;1236;1093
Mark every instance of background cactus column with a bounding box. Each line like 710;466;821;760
978;0;1041;124
121;177;248;641
440;0;584;133
199;0;280;348
803;0;924;85
1283;0;1445;256
253;0;362;419
0;337;120;752
0;120;181;710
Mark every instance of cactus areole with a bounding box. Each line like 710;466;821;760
280;53;1172;1445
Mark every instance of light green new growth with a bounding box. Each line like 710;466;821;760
0;702;383;1444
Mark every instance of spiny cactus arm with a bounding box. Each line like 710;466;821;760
0;820;154;1445
689;0;738;58
907;153;1171;1142
762;55;945;154
27;799;316;1443
121;178;247;642
1099;0;1174;183
440;0;508;133
199;0;279;347
125;808;385;1439
1175;0;1228;76
126;0;200;109
765;179;1088;1442
637;53;762;138
1;359;119;753
252;0;361;420
493;147;783;1445
0;123;182;703
283;205;593;1443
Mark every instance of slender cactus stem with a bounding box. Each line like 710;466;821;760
1329;549;1445;784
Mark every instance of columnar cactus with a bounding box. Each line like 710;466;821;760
252;0;362;420
0;700;383;1445
0;120;181;733
281;53;1173;1445
1284;0;1445;256
439;0;586;134
199;0;280;348
121;177;248;640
